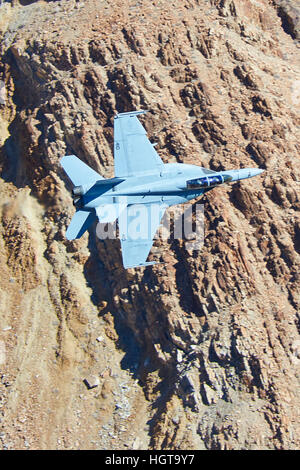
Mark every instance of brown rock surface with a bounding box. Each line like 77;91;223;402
0;0;299;450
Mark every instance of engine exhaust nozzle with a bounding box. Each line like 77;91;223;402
72;185;84;196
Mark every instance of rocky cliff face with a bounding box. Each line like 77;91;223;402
0;0;299;450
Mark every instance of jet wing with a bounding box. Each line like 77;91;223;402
118;202;167;268
114;110;164;177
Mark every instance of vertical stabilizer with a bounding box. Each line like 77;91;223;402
61;155;103;186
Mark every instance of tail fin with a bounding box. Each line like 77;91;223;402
66;210;96;240
61;155;100;239
61;155;103;186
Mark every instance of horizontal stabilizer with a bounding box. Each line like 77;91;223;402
66;210;96;240
61;155;103;186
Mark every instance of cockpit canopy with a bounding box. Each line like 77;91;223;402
186;174;232;189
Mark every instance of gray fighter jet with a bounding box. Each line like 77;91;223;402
61;110;264;268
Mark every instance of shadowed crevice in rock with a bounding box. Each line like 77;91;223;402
276;5;298;40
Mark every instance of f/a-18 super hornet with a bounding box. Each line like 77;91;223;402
61;110;264;269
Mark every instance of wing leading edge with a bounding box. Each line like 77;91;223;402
114;110;164;177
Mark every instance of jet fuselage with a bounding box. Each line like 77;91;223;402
77;163;263;210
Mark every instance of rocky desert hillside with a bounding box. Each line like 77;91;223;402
0;0;299;450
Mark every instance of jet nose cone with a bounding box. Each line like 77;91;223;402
251;168;265;177
238;168;265;180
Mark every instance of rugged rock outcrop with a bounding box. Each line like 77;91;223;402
0;0;299;450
